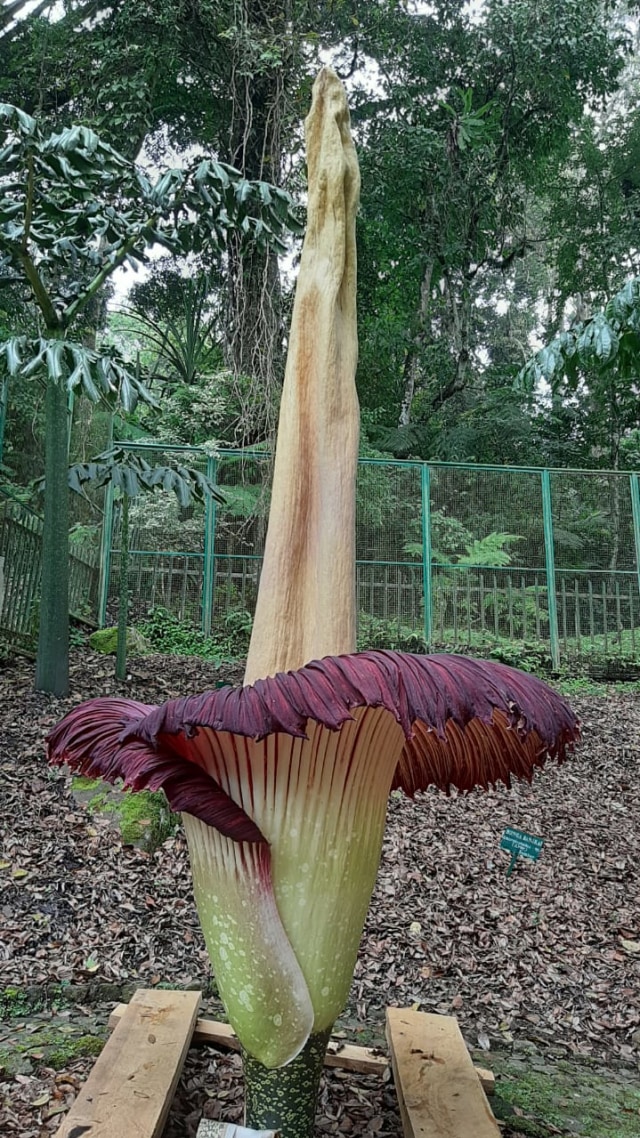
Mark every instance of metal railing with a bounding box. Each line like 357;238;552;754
0;486;99;647
99;446;640;669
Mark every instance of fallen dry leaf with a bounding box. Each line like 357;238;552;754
0;649;639;1138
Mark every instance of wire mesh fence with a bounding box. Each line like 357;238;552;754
98;446;640;671
0;486;99;646
0;379;108;646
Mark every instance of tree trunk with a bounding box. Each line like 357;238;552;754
35;369;69;695
431;272;472;409
398;260;433;429
224;1;291;445
226;238;283;444
242;1029;332;1138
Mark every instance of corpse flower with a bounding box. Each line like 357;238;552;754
48;71;579;1138
48;654;578;1131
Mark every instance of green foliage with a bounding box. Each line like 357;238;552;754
139;605;253;663
355;0;629;454
518;275;640;470
1;335;152;414
66;445;223;506
519;277;640;394
357;614;426;654
486;640;554;675
452;532;522;568
125;491;206;555
117;274;222;388
0;96;299;695
405;527;522;568
0;103;300;328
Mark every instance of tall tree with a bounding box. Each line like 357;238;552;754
0;103;298;693
353;0;630;453
0;1;359;441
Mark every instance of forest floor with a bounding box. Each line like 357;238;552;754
1;648;639;1137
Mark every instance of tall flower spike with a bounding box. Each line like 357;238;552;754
48;69;580;1138
244;67;360;684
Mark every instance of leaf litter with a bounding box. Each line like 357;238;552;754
1;649;639;1135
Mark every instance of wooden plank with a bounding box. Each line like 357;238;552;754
386;1007;500;1138
109;1005;495;1093
474;1067;496;1097
56;988;201;1138
109;1006;387;1075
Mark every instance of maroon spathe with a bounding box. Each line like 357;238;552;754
47;651;579;844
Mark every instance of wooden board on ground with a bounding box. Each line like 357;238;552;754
474;1067;496;1096
56;988;201;1138
108;1002;495;1093
109;1005;387;1076
386;1007;501;1138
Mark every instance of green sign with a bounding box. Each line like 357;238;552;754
500;827;544;877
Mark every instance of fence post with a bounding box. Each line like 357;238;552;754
0;376;7;465
630;474;640;601
97;481;114;628
115;493;129;681
541;469;560;671
421;463;432;646
202;456;218;636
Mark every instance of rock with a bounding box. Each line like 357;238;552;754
70;779;177;852
89;627;151;656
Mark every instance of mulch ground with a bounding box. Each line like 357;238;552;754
1;648;639;1136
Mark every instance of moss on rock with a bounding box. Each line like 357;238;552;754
89;626;151;656
0;1021;107;1076
491;1058;640;1138
116;789;176;848
70;775;102;792
71;778;178;851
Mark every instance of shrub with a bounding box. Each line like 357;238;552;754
138;605;252;663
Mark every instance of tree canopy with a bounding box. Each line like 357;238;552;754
3;0;640;687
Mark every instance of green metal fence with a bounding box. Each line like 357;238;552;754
99;446;640;669
0;487;99;647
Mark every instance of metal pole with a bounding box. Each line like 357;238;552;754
202;456;218;636
629;474;640;601
115;493;129;681
0;375;7;465
541;469;560;671
97;481;114;627
421;464;432;647
66;390;75;459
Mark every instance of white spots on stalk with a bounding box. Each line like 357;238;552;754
321;986;329;997
238;988;254;1011
272;1014;283;1027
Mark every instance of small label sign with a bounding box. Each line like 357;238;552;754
500;827;544;876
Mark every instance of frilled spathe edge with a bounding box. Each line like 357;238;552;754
47;651;579;829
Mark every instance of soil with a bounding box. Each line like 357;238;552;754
1;648;639;1136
